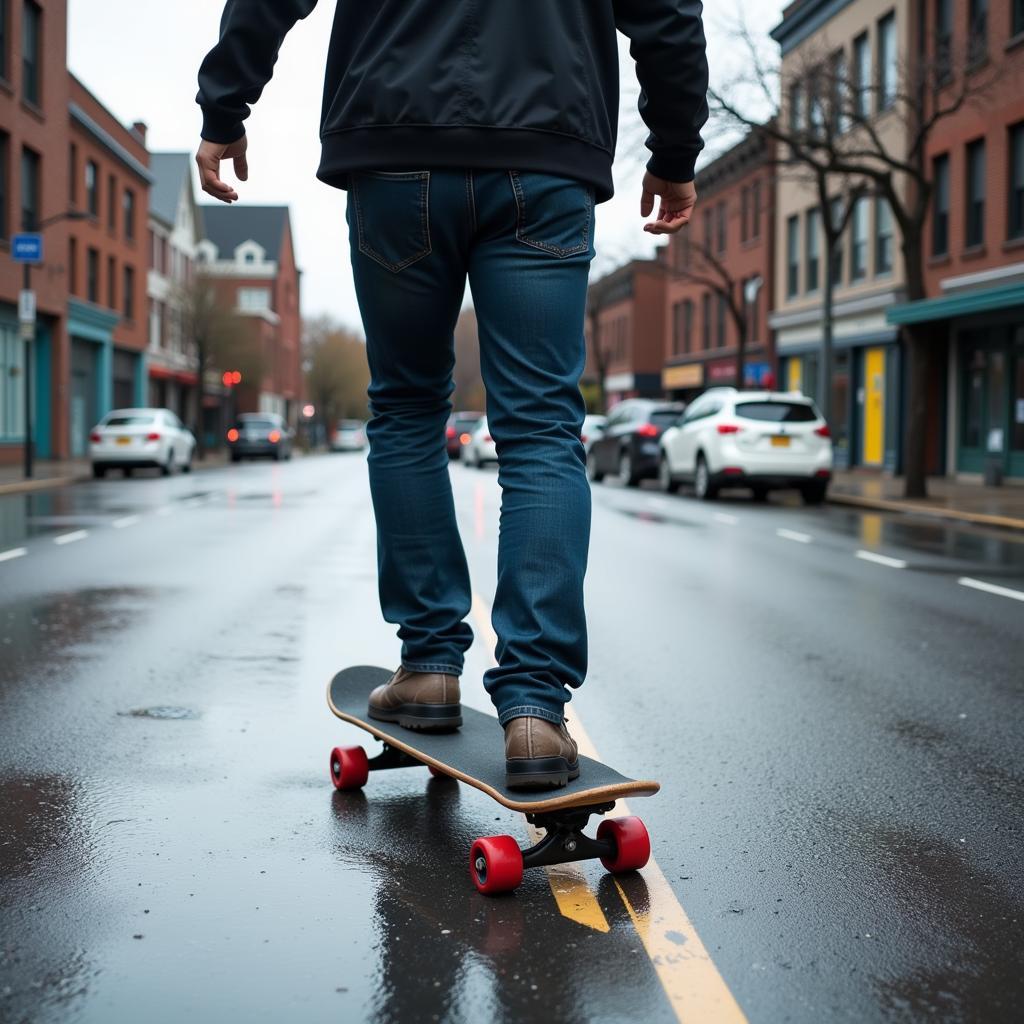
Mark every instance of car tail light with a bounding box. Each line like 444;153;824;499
459;432;471;445
146;432;161;441
635;423;659;438
716;424;741;435
722;466;744;475
815;469;831;478
227;428;239;442
268;430;281;443
580;434;588;444
446;426;456;439
89;431;101;443
814;424;831;438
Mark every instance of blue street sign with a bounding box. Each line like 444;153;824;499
12;233;43;264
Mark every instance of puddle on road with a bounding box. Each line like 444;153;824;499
119;706;200;721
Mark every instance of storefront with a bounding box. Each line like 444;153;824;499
148;365;198;424
661;362;703;401
67;299;116;458
112;348;147;412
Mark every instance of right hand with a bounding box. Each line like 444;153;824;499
196;135;249;204
640;173;697;235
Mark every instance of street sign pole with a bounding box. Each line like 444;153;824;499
21;263;34;480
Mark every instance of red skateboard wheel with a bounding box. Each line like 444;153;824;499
470;835;523;895
596;816;651;873
329;746;369;791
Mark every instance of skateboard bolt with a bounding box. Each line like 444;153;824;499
565;839;577;853
475;857;487;873
332;762;340;775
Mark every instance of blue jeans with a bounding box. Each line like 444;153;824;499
346;169;596;726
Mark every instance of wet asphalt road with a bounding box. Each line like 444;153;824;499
0;453;1021;1023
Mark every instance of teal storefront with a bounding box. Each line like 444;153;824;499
67;299;117;458
0;302;55;460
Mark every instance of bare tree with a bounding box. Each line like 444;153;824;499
710;15;1003;497
303;316;369;444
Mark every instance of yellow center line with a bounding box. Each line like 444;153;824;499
471;592;748;1024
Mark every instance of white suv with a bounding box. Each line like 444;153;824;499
659;388;833;504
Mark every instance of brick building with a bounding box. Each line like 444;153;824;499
584;258;669;408
0;0;70;465
660;129;776;401
888;0;1024;482
197;206;302;433
64;75;151;457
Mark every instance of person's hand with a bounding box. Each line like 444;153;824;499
640;172;696;235
196;136;249;204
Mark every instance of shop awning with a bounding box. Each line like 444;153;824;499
887;283;1024;326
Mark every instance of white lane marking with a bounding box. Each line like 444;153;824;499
54;530;88;546
0;547;27;563
856;549;907;569
181;498;207;509
958;577;1024;603
714;512;739;525
112;515;140;529
777;528;813;544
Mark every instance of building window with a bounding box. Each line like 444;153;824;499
1015;0;1024;37
123;265;135;320
740;187;750;244
716;293;728;349
935;0;953;83
786;214;800;298
853;33;871;119
1010;123;1024;240
701;292;711;350
969;0;988;64
806;207;821;293
107;255;116;308
86;160;98;216
831;49;850;134
702;208;713;252
829;197;845;285
850;196;869;281
68;237;77;295
875;197;894;275
744;277;760;342
107;174;117;233
752;179;762;239
22;1;41;106
0;0;8;82
20;146;39;231
789;79;806;134
87;247;99;304
238;287;271;312
0;323;25;439
932;154;950;256
684;300;694;353
716;202;727;254
0;132;7;239
965;138;986;248
672;300;694;356
877;13;897;111
124;188;135;240
69;142;78;205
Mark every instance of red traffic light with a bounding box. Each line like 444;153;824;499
222;370;243;387
231;371;242;385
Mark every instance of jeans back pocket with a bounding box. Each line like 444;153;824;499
509;171;593;258
352;171;432;273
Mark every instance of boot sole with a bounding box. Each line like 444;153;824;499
368;703;462;732
505;757;580;790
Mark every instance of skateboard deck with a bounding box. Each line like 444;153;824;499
327;665;660;813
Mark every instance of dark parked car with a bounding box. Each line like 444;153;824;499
227;412;294;462
586;399;685;487
445;411;484;459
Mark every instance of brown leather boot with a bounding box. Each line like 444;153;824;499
504;716;580;789
367;667;462;731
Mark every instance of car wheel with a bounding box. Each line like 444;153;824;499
587;450;605;483
182;449;194;474
618;451;638;488
92;464;106;479
694;454;717;501
751;485;768;503
230;452;241;463
123;467;133;478
801;481;828;506
161;449;175;476
658;455;679;494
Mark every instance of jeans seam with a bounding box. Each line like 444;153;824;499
402;660;462;675
353;170;433;273
498;706;564;727
466;170;477;235
507;170;592;258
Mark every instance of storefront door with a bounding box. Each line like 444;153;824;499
958;330;1014;476
862;347;886;466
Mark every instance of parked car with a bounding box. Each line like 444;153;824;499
227;412;294;462
461;417;497;468
586;399;685;487
89;408;196;478
331;419;367;452
658;388;833;503
581;414;607;453
446;411;484;459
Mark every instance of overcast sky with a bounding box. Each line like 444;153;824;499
68;1;785;330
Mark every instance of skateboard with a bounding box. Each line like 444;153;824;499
327;665;661;895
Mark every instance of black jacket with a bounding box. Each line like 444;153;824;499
197;0;709;203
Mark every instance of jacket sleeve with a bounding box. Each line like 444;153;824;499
196;0;318;143
613;0;709;183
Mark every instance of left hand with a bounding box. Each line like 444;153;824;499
196;136;249;204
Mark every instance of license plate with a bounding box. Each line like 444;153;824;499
771;435;791;448
116;436;132;446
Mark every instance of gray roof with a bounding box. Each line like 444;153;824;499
200;205;289;260
149;152;193;226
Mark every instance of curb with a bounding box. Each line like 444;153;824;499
0;457;233;498
828;491;1024;533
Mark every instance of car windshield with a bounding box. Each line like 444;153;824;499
338;421;363;430
650;410;683;427
455;416;482;429
239;417;278;429
103;414;155;427
736;401;817;423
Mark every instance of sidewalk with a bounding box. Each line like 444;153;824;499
829;469;1024;532
0;453;231;496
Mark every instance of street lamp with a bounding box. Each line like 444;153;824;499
15;208;93;479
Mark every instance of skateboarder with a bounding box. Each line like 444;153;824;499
196;1;708;788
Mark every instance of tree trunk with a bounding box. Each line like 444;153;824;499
588;308;608;413
818;241;836;425
734;285;747;390
900;228;929;499
195;342;207;461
